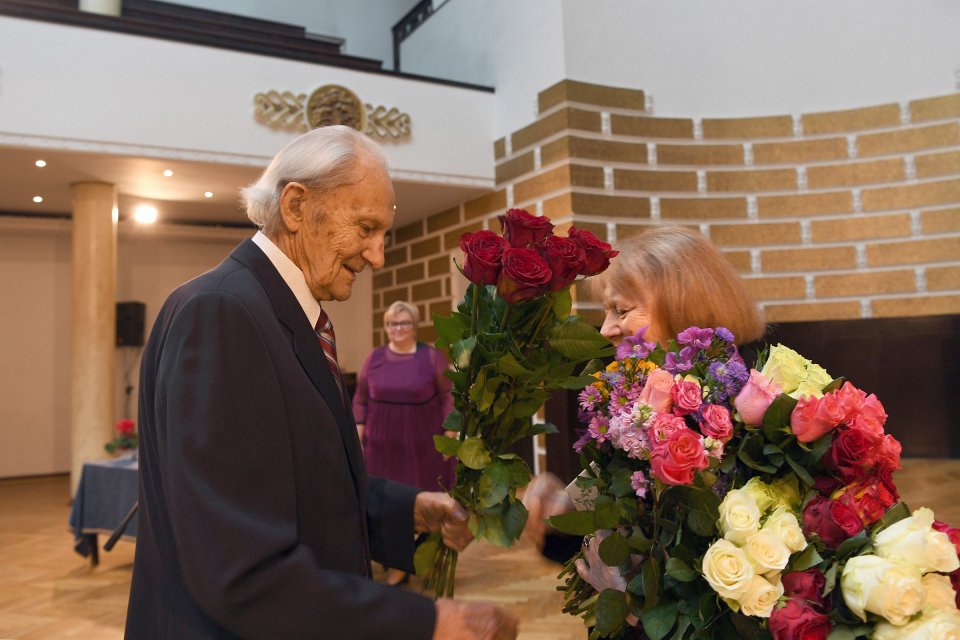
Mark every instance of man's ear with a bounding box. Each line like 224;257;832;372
279;182;309;233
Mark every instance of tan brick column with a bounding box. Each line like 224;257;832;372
70;182;117;494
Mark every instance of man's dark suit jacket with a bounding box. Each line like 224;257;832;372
125;239;436;639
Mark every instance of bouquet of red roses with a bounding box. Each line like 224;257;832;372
414;208;617;597
551;334;960;639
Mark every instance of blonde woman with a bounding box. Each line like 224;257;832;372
353;301;456;586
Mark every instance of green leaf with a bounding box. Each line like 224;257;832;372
594;588;629;636
670;615;691;640
609;469;636;498
458;437;492;470
547;510;597;536
822;376;847;395
665;557;697;583
528;421;559;436
412;532;440;576
641;557;662;606
500;499;529;545
433;312;468;346
874;501;911;533
641;601;679;640
836;531;870;560
599;531;631;566
784;452;815;487
450;335;477;370
761;393;798;438
594;495;620;529
788;544;823;571
627;531;653;553
548;318;612;360
555;374;601;390
494;352;531;377
433;434;461;457
552;288;573;321
441;408;462;431
477;465;510;509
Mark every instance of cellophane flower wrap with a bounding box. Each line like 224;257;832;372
414;208;618;598
552;333;960;639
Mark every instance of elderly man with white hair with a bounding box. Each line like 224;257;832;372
125;125;517;640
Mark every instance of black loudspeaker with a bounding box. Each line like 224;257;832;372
116;301;146;347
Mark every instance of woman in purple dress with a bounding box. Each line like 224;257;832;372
353;301;456;586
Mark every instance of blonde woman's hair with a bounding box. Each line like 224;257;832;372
602;226;765;345
383;300;420;326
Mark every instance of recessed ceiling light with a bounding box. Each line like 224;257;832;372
162;169;174;177
204;191;214;198
33;196;43;203
134;205;158;224
35;160;47;168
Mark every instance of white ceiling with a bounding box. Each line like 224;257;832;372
0;145;491;230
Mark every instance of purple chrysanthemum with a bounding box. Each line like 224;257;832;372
573;429;593;453
676;326;714;349
715;326;735;343
616;326;657;360
707;358;749;402
578;385;603;411
587;415;611;444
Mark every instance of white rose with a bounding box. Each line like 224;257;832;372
842;555;925;626
873;609;960;640
740;476;782;513
738;575;784;617
874;507;960;573
762;506;808;554
702;539;755;600
744;530;791;577
923;572;960;614
718;489;761;545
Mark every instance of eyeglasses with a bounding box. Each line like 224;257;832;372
386;321;415;329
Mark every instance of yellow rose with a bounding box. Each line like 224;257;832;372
842;555;925;626
744;529;791;576
738;575;784;617
762;506;808;554
740;477;783;514
873;609;960;640
874;507;960;574
760;344;810;395
718;489;761;545
789;362;833;399
702;539;755;600
923;573;959;614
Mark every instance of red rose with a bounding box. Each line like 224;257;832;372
837;382;887;434
671;379;703;416
949;569;960;609
496;247;553;303
812;474;842;496
802;496;864;548
781;569;828;610
498;208;554;248
824;426;880;482
933;520;960;555
650;427;709;486
460;230;508;286
873;434;902;473
698;404;734;442
832;471;899;526
567;226;618;276
116;419;136;434
768;598;831;640
535;234;586;292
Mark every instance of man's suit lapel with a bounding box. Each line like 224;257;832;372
229;239;366;487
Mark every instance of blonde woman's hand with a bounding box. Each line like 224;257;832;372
521;472;574;549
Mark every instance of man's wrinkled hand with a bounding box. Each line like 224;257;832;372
433;598;518;640
414;491;473;552
520;472;573;550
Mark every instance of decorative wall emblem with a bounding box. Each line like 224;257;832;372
254;84;411;139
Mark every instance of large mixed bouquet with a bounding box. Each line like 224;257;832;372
552;330;960;639
415;208;617;597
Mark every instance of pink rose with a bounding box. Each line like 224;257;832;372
874;434;902;473
650;427;709;486
734;369;781;425
837;382;887;435
638;368;675;413
671;379;702;416
648;412;687;444
699;404;734;442
790;394;843;443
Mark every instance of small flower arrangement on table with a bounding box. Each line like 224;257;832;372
415;208;617;597
550;332;960;639
105;418;138;455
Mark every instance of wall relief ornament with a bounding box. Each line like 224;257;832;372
254;84;411;139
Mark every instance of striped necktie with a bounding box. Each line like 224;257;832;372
315;308;345;402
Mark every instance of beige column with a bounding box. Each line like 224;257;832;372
79;0;121;16
70;182;118;494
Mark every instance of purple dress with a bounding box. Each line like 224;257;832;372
353;343;455;491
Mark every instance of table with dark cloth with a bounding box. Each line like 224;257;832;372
68;454;139;564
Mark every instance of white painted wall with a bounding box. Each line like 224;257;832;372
164;0;420;70
0;15;495;183
399;0;960;137
0;220;373;478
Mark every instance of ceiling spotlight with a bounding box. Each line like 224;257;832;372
33;196;43;203
204;191;214;198
35;160;47;168
162;169;174;177
134;205;158;224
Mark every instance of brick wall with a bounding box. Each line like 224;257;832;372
372;80;960;344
